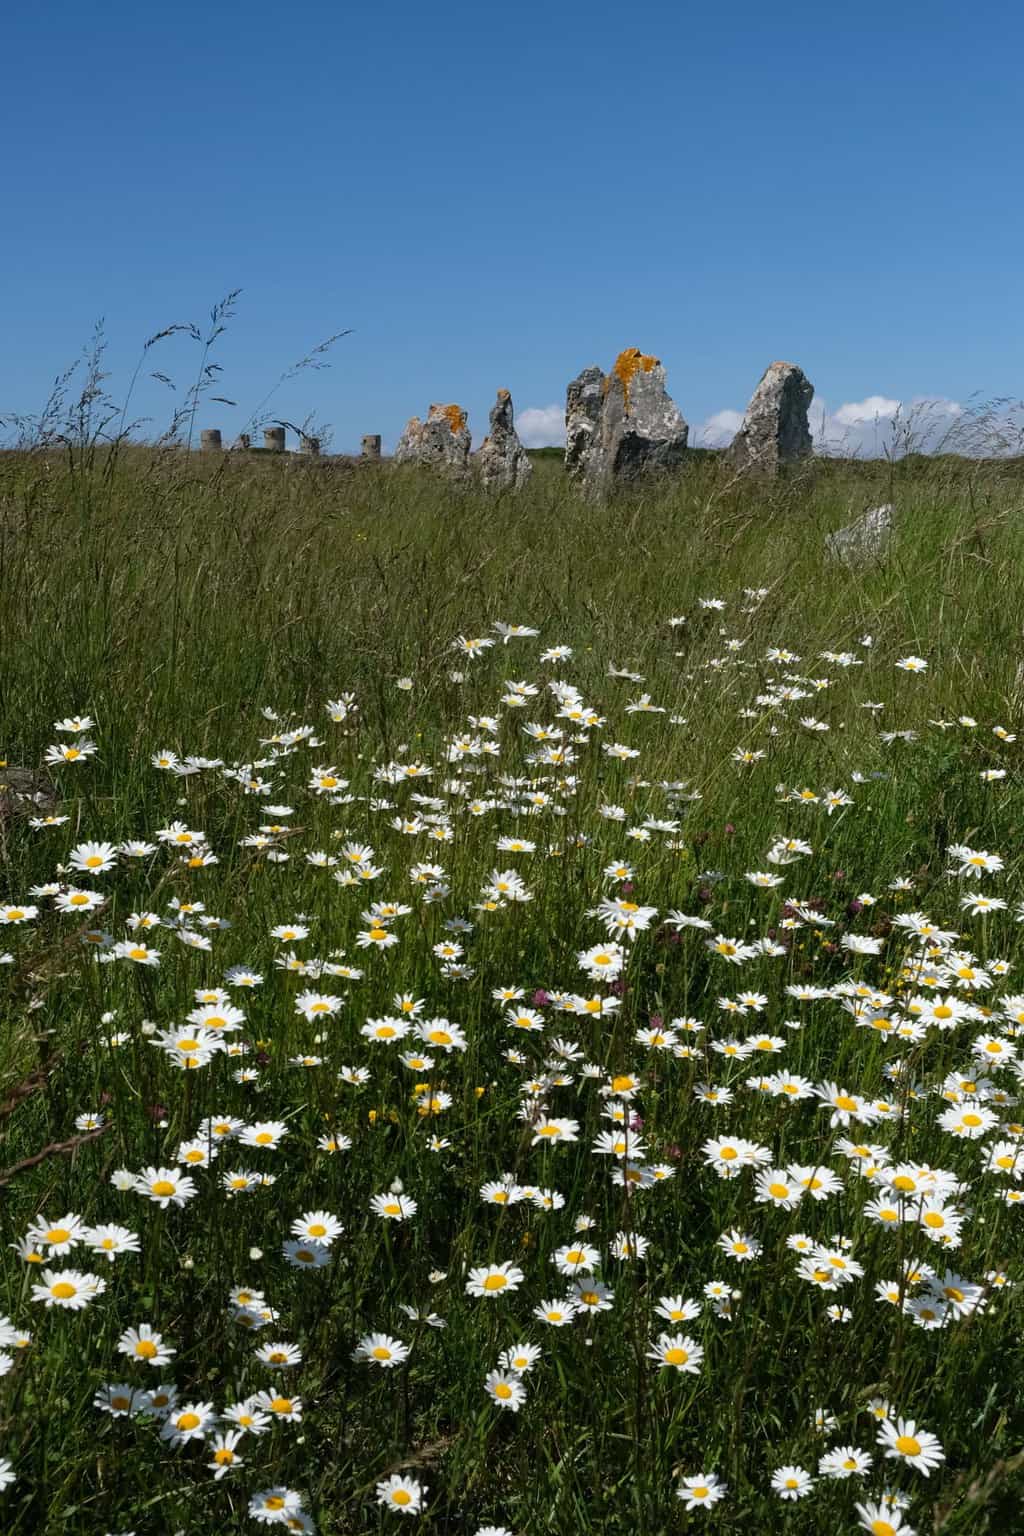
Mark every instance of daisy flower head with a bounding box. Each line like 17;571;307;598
534;1297;579;1327
376;1473;426;1516
371;1192;418;1222
818;1444;872;1478
466;1261;525;1298
570;1278;614;1313
207;1428;246;1479
253;1388;303;1422
291;1210;343;1246
256;1341;303;1368
646;1332;704;1373
93;1382;145;1417
676;1473;727;1510
135;1167;197;1208
249;1487;306;1524
239;1121;289;1150
552;1241;600;1275
484;1369;527;1411
28;1213;84;1256
354;1333;410;1368
771;1465;814;1500
855;1500;916;1535
498;1342;542;1374
117;1323;175;1367
31;1268;106;1310
877;1416;945;1475
282;1239;333;1270
160;1400;215;1444
0;903;39;926
717;1228;761;1262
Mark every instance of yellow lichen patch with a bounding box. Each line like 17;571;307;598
497;388;510;401
433;403;467;435
607;348;659;409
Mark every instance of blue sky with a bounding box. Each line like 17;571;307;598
1;0;1021;454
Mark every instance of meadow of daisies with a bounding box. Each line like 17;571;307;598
2;448;1024;1535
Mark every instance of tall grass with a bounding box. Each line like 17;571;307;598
2;446;1024;1534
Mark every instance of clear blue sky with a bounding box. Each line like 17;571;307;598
1;0;1020;452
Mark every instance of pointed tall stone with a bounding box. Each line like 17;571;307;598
729;361;814;474
476;389;533;491
565;365;606;482
394;403;472;476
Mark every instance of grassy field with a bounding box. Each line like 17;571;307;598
2;445;1024;1535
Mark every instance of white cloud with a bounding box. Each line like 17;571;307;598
696;409;744;448
813;395;963;456
832;395;901;426
695;393;967;458
517;404;565;448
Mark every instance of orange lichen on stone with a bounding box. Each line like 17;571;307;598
607;348;659;409
438;403;467;434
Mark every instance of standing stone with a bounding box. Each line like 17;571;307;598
729;361;814;474
394;403;472;475
236;432;252;451
595;349;689;487
264;426;286;453
200;428;222;453
476;389;533;491
564;365;605;482
361;434;382;461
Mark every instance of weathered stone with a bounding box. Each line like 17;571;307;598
566;352;688;491
595;349;689;487
475;390;532;491
264;426;286;453
200;429;222;452
825;503;894;565
564;365;606;481
361;434;382;461
394;403;472;475
729;361;814;474
0;766;57;827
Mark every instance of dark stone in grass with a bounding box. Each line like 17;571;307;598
730;360;814;474
0;766;57;825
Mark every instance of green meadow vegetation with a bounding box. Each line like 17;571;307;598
2;435;1024;1536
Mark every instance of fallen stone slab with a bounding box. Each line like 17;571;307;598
825;503;895;564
